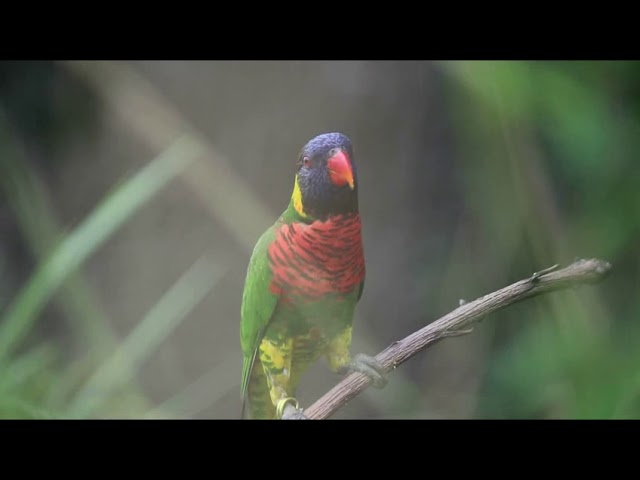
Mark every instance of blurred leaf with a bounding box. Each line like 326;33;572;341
535;65;614;184
0;397;58;419
0;344;56;394
441;61;535;122
0;110;117;352
68;254;224;418
143;356;237;419
0;135;203;362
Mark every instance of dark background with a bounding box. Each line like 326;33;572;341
0;60;638;419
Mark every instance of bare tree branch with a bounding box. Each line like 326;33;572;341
284;258;612;420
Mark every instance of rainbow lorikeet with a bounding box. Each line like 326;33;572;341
240;132;387;419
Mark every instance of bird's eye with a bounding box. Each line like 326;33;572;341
329;148;338;157
302;156;312;167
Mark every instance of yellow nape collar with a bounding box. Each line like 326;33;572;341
292;176;308;218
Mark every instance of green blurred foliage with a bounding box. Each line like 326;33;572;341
443;60;640;419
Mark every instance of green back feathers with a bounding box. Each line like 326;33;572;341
239;186;305;417
240;224;280;406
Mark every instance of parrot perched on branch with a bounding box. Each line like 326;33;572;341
240;132;387;419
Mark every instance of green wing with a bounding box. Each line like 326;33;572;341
240;224;280;408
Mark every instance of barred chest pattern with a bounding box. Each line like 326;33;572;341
267;213;365;302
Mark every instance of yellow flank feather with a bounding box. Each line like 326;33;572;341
292;176;308;218
249;328;355;419
259;337;293;406
325;327;353;372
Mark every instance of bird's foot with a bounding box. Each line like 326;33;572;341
276;397;309;420
343;353;388;388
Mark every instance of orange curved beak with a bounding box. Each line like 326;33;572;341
327;150;354;190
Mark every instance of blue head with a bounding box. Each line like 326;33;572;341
294;132;358;220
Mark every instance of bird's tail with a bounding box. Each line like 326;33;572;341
240;355;278;419
240;354;255;419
